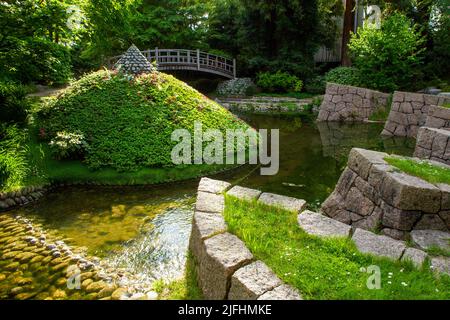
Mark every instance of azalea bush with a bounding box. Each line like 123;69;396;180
49;131;89;160
216;78;257;96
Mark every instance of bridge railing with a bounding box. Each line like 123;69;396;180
108;48;236;79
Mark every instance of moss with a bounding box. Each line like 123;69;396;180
385;157;450;185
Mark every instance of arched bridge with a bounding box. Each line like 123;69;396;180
108;48;236;79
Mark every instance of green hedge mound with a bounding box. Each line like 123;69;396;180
37;70;251;171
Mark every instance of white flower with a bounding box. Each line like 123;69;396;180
401;282;408;287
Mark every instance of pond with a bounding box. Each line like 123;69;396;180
0;115;415;299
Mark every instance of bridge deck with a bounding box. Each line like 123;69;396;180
109;49;236;79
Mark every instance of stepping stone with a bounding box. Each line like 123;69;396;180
297;211;352;238
227;186;262;201
257;284;302;300
199;233;253;300
228;261;282;300
410;230;450;251
401;248;428;269
195;192;224;213
258;193;307;213
352;228;406;260
430;256;449;275
198;178;231;195
189;211;228;259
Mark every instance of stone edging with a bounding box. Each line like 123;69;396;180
298;210;449;275
189;178;305;300
0;185;50;212
216;97;314;114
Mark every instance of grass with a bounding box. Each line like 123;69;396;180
152;252;203;300
224;195;450;300
443;103;450;109
385;157;450;185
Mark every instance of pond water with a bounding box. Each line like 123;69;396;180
1;115;415;299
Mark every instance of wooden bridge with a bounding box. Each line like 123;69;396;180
108;48;236;79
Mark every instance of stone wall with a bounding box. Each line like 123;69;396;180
381;92;450;138
0;186;49;212
425;105;450;129
217;96;312;114
415;127;450;165
321;148;450;240
317;83;390;122
190;178;304;300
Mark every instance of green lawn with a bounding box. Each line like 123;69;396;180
385;157;450;185
224;195;450;300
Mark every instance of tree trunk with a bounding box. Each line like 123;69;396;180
341;0;355;66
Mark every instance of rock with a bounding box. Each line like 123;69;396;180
381;171;441;213
401;248;428;268
199;233;253;300
345;187;375;216
381;228;408;241
130;293;147;300
380;202;421;231
258;193;306;213
52;289;67;300
410;230;450;251
198;178;231;194
5;262;20;271
257;284;302;300
228;261;282;300
97;285;117;299
297;211;351;238
81;278;94;290
352;228;406;260
85;281;107;293
414;214;447;231
189;211;227;259
430;256;449;275
10;287;24;295
195;192;225;213
227;186;262;201
111;288;128;300
348;149;386;180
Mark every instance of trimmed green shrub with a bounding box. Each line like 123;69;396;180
37;70;251;171
348;13;425;92
325;67;363;87
0;81;29;125
256;72;303;93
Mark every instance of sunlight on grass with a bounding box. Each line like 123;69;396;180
385;157;450;185
224;195;450;300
